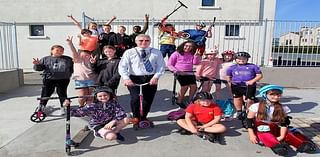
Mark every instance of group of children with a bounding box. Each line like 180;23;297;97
31;15;317;156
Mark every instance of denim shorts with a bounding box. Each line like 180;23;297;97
75;80;95;89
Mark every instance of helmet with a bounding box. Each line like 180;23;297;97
196;22;206;28
194;92;213;101
205;49;218;55
222;50;235;56
235;51;251;58
259;85;283;98
94;86;114;99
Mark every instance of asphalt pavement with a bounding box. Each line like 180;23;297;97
0;72;319;157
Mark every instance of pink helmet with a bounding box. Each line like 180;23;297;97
222;50;235;56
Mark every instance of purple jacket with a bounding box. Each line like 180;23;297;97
71;100;127;128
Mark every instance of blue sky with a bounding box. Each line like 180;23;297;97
275;0;320;21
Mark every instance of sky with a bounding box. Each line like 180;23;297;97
275;0;320;21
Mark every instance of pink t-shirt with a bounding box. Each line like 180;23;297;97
195;58;222;79
72;52;97;80
167;51;201;73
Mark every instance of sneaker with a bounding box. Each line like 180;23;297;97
116;133;125;141
130;117;140;125
59;107;65;116
178;128;192;135
93;128;102;138
176;102;187;109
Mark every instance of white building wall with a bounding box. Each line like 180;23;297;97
279;33;300;46
0;0;276;70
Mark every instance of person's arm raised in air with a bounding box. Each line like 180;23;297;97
141;14;149;34
66;36;80;62
105;16;117;25
67;15;82;30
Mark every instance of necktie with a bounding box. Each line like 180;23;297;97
141;49;153;72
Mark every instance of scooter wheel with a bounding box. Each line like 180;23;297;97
30;111;46;123
139;120;151;128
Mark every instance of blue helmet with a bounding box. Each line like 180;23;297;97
259;85;283;98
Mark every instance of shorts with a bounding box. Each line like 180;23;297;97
160;44;176;58
75;79;95;89
231;84;256;100
176;74;196;86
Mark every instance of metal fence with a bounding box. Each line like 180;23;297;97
84;13;320;67
0;22;19;70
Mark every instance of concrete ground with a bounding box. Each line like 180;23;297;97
0;72;319;157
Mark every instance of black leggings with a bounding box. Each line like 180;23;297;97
40;79;70;107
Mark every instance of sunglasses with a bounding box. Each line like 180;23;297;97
138;40;150;42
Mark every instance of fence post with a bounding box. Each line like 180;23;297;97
81;12;86;29
12;22;19;68
260;18;268;66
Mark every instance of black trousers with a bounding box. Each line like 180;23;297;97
128;75;157;120
40;79;70;107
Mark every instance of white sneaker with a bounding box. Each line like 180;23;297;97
59;107;65;116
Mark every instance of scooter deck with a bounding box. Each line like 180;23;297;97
72;128;91;147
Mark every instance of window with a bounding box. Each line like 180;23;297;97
29;25;44;36
225;25;240;37
202;0;215;6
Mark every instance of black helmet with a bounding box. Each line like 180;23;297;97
194;92;213;101
235;51;251;59
94;86;114;100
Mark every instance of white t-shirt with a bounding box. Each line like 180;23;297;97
249;102;291;121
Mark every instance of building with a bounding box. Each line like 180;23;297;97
279;32;300;46
0;0;276;70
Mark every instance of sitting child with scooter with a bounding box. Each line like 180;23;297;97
246;85;318;156
176;92;227;144
64;86;130;141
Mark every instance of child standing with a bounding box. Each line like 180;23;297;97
167;41;202;109
177;92;226;143
33;45;73;115
247;85;317;156
195;48;222;93
215;50;235;100
226;51;263;118
64;87;130;141
158;17;177;59
66;36;97;107
90;45;121;94
79;29;98;54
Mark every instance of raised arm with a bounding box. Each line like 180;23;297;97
141;14;149;34
67;15;82;30
66;36;80;62
105;16;117;25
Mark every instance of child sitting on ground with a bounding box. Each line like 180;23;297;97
247;85;317;156
64;87;130;141
176;92;226;143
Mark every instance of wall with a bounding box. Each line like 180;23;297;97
260;67;320;88
0;69;24;93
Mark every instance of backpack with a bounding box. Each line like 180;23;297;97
167;109;186;121
216;99;235;117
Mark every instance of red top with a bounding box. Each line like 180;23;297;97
80;35;98;52
185;103;223;124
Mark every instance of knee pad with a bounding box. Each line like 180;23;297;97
271;143;289;156
297;141;317;154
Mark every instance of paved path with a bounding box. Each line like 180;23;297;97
0;72;319;157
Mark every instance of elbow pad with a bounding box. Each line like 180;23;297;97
247;118;254;128
280;116;292;127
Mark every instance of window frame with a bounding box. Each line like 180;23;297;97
225;24;240;37
29;25;45;37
